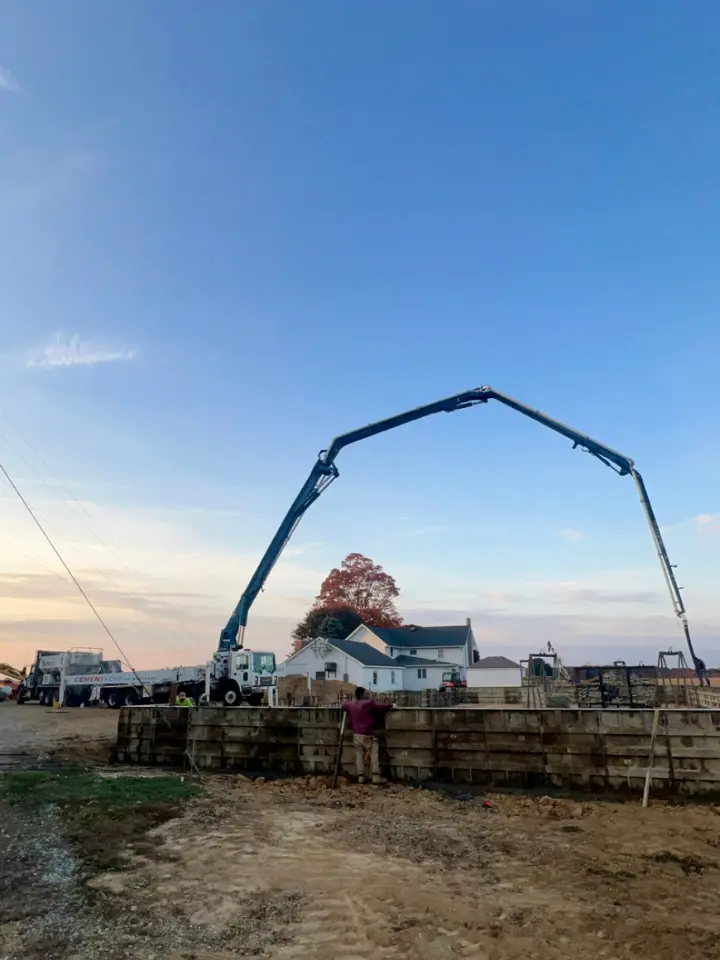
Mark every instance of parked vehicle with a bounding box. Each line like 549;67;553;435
16;647;278;708
440;669;467;691
17;649;123;706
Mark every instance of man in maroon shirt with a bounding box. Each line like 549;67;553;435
342;686;394;784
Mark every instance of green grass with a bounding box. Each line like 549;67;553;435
0;771;202;870
0;770;199;810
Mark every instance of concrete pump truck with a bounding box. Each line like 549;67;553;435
219;384;705;690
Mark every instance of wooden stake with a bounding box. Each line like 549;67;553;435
642;708;661;808
331;712;347;790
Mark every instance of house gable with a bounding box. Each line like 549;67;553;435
353;622;475;667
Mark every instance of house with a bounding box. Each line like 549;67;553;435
465;656;522;688
281;620;480;693
356;620;476;665
281;636;404;693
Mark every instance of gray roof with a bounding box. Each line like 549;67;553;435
394;654;441;666
329;639;398;668
473;656;520;669
368;624;470;649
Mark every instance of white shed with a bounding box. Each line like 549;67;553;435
465;656;523;688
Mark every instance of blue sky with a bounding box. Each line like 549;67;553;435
1;1;718;668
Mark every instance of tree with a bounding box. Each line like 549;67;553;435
314;553;402;625
292;605;363;646
292;553;403;651
293;553;402;652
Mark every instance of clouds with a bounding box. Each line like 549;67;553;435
663;513;720;535
694;513;719;531
0;493;329;668
0;484;718;672
558;528;585;541
0;66;21;94
26;334;137;369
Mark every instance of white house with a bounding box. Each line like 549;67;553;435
281;636;403;694
465;656;523;688
281;621;481;693
356;621;477;670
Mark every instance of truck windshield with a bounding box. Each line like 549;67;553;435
252;653;276;675
442;671;453;681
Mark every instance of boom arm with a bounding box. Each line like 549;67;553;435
218;389;487;649
219;385;705;684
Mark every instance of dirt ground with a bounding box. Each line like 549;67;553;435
0;700;118;768
3;703;720;959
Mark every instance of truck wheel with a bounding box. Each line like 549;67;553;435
106;691;122;709
123;690;138;707
247;692;263;707
222;681;240;706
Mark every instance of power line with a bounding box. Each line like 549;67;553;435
0;415;198;655
0;533;70;584
0;460;146;689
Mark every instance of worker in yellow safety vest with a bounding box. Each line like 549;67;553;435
175;691;195;707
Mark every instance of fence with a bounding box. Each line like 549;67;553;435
115;705;720;797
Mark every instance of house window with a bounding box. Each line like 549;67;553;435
372;671;378;685
417;668;427;679
315;671;325;680
437;650;445;660
391;670;396;685
325;661;337;678
410;649;417;656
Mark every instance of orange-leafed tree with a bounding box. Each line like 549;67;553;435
314;553;403;625
292;553;403;650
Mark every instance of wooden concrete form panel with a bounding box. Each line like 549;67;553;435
385;729;434;751
482;732;543;757
661;710;720;789
116;707;188;767
114;705;720;796
596;710;654;736
396;710;435;730
388;752;435;776
479;710;540;733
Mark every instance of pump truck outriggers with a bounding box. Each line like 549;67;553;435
221;384;705;686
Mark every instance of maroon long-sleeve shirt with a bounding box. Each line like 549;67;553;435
342;698;393;735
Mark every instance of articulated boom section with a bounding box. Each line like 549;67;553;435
219;384;705;684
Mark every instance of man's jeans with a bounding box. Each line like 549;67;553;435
353;733;380;777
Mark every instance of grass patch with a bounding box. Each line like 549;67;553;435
0;770;198;808
0;771;201;870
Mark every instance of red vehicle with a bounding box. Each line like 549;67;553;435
440;669;467;690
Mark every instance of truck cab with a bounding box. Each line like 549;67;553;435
206;649;277;706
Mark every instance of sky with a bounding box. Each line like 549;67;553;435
1;1;719;672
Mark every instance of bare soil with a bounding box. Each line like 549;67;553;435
0;700;118;768
3;703;720;959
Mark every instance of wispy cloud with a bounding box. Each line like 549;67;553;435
558;528;585;541
663;513;720;535
0;66;21;94
283;541;325;558
396;525;449;538
27;334;137;369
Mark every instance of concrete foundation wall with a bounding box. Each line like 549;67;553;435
115;706;720;797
